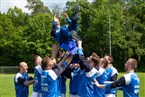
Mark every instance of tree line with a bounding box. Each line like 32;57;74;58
0;0;145;72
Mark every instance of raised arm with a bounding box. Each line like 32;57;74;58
77;40;93;72
62;13;72;25
53;53;74;76
51;15;60;38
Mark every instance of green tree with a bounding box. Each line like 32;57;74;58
25;0;51;15
0;7;27;66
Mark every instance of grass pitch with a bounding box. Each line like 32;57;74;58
0;73;144;97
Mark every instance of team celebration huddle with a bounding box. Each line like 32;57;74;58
14;4;140;97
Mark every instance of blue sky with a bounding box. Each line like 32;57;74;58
0;0;93;14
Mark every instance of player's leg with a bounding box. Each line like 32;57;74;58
71;30;81;41
68;4;80;32
70;4;82;41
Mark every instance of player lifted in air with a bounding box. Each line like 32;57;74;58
51;4;81;55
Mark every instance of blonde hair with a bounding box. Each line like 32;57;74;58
42;57;52;69
128;58;138;69
91;53;100;59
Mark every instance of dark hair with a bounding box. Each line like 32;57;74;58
91;53;100;59
102;58;108;68
33;55;40;63
105;54;113;64
91;57;100;67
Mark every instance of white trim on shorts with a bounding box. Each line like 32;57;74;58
59;93;66;97
105;94;116;97
70;94;79;97
31;91;42;97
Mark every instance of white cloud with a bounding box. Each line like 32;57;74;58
0;0;93;14
0;0;31;13
0;0;68;13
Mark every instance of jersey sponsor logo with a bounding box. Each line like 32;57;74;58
41;75;47;82
41;83;48;86
134;78;139;83
134;89;139;94
34;77;38;83
134;85;139;88
41;87;48;92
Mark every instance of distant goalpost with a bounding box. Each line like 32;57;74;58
0;66;19;74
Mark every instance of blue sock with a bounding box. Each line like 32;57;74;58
78;49;84;55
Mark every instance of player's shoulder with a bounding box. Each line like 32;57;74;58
15;72;22;78
14;72;23;83
97;67;106;76
111;66;118;73
86;67;98;77
129;72;139;79
123;73;133;85
123;73;132;78
35;65;41;69
35;65;43;74
47;70;58;80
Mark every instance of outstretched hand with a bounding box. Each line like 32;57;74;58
53;14;57;21
62;13;69;19
53;15;60;26
63;52;69;60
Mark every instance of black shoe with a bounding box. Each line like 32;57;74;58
73;4;80;20
71;30;82;41
74;4;80;14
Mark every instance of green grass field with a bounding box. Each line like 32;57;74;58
0;73;145;97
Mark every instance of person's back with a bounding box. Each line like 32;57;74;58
105;66;118;95
94;67;107;97
41;50;74;97
31;55;43;97
69;67;81;96
60;75;67;97
14;72;29;97
121;72;139;97
41;70;59;97
33;65;43;92
77;68;98;97
77;69;87;97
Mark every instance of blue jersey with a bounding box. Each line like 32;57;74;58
33;65;43;92
41;70;59;97
61;76;67;94
69;67;81;95
122;72;140;97
78;67;98;97
57;76;66;96
94;67;107;97
52;18;79;55
14;72;30;97
105;66;118;94
57;76;62;96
